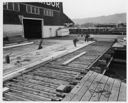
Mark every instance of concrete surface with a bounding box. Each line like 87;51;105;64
3;39;94;77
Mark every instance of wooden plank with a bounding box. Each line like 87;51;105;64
46;64;84;73
8;83;58;98
42;66;79;77
71;61;92;65
12;78;58;89
89;75;109;101
72;71;94;94
22;74;69;86
3;42;34;49
81;73;104;101
36;69;73;79
4;92;29;101
102;57;113;74
68;63;88;69
9;89;52;101
21;73;59;85
7;81;56;95
71;72;98;101
99;77;115;101
62;52;86;65
11;87;62;101
13;90;51;101
32;71;77;82
6;92;33;101
76;58;95;64
78;55;98;60
3;97;12;101
118;82;126;101
20;75;59;87
9;86;58;99
14;80;56;92
63;71;93;101
106;57;113;68
37;69;77;79
3;87;9;92
108;79;121;101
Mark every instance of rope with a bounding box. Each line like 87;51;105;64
88;82;111;100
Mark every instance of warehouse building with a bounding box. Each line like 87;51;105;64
3;2;73;40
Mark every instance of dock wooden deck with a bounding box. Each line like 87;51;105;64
63;70;126;101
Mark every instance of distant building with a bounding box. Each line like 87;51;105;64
95;24;117;28
117;23;126;28
3;2;74;39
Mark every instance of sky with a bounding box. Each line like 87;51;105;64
62;0;127;19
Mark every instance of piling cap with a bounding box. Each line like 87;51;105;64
98;59;107;66
56;85;72;93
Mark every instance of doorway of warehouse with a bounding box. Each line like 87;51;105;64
23;18;43;39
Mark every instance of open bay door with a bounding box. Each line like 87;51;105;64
23;18;43;39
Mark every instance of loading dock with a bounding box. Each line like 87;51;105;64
23;18;43;39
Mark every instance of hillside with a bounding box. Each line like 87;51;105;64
73;13;126;25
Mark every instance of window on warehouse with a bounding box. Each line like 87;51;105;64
3;2;8;9
26;5;40;15
26;5;31;13
13;3;20;11
35;7;40;15
44;9;53;16
7;2;13;10
31;6;35;14
3;2;20;11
